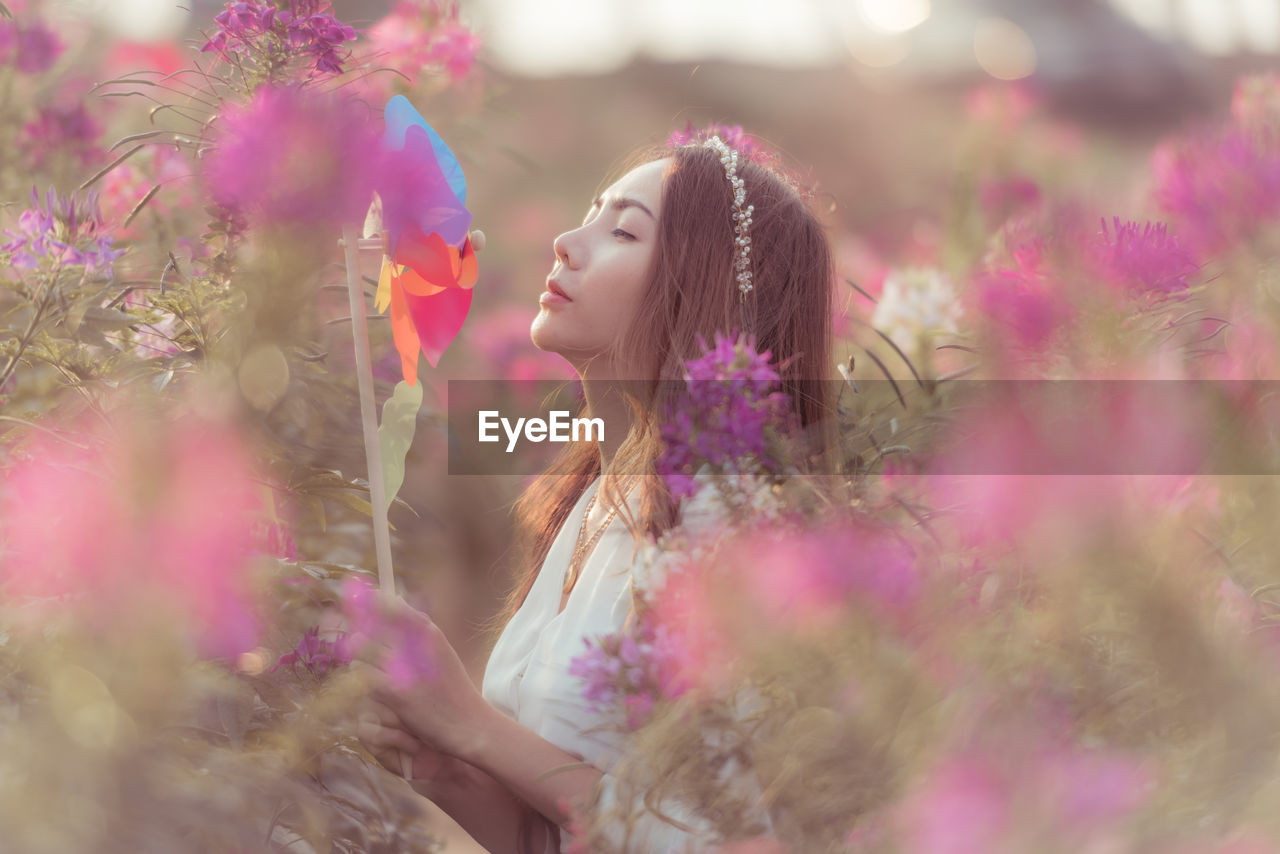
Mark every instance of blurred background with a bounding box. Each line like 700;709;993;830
25;0;1279;702
4;2;1279;849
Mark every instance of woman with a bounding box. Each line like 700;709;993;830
356;130;837;853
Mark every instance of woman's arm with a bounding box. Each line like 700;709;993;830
455;703;607;831
411;753;562;854
352;601;609;835
359;700;562;853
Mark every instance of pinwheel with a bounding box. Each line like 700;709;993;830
337;95;478;600
338;96;477;778
373;94;478;386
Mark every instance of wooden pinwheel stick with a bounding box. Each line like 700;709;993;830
340;225;396;597
340;224;414;782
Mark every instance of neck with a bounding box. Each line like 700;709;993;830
579;367;640;475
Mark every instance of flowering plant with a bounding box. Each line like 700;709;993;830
657;331;801;507
201;0;358;85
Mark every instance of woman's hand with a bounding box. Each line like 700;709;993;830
356;698;463;786
349;593;497;763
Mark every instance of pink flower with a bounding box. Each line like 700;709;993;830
896;737;1153;853
201;86;385;229
729;524;919;632
104;40;187;77
1231;73;1280;134
1151;128;1280;256
1201;315;1280;380
666;121;773;164
978;176;1042;225
897;759;1009;854
974;267;1069;351
0;17;63;73
1091;216;1199;298
422;22;481;80
100;145;195;237
272;626;351;678
1213;576;1261;634
367;2;481;86
965;81;1038;129
0;412;263;658
339;577;437;690
19;102;103;168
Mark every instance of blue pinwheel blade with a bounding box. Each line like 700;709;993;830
383;95;467;205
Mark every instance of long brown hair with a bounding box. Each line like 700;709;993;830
484;138;839;643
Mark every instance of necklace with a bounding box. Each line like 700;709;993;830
562;477;633;596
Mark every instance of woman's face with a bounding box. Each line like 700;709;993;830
531;157;670;375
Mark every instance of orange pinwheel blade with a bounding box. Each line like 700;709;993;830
388;270;422;386
394;264;448;298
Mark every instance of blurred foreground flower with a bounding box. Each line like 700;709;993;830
0;412;263;658
895;724;1155;853
201;86;384;230
340;577;436;690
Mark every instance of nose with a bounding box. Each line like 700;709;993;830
552;227;583;270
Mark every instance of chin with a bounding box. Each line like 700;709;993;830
529;314;557;353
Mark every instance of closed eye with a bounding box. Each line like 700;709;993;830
612;228;635;240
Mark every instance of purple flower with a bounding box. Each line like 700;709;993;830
667;121;771;164
0;18;63;74
272;625;352;678
657;331;799;500
201;86;385;229
19;103;103;168
1092;216;1199;297
1;187;124;276
201;0;357;77
569;617;689;729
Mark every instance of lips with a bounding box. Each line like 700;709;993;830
546;279;572;301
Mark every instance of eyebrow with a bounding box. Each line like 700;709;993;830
591;195;655;220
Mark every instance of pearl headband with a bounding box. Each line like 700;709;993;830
703;135;755;297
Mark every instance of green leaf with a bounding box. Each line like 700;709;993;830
82;305;138;330
0;3;11;19
376;380;422;513
325;490;374;519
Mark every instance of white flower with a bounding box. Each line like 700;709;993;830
631;472;782;599
871;267;962;356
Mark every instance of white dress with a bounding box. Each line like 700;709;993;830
480;474;772;854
